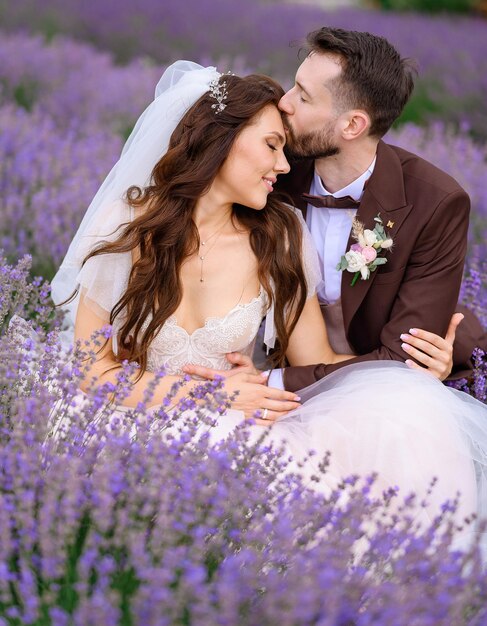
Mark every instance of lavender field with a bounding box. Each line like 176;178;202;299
1;0;487;623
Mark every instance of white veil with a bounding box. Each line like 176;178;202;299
51;61;220;338
51;60;321;352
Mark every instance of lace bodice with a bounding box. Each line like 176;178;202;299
145;289;267;375
69;200;321;365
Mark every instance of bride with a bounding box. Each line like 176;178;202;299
52;61;487;537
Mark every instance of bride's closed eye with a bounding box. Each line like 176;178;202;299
267;143;278;152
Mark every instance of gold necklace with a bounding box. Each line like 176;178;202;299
198;218;231;283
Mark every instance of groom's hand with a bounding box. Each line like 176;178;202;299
400;313;463;380
182;361;300;423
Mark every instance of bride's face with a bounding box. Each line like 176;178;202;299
213;105;290;210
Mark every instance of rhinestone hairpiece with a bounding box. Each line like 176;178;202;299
209;72;232;114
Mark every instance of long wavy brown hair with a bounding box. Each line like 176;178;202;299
82;73;308;376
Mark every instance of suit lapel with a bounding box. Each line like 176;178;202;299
341;141;413;329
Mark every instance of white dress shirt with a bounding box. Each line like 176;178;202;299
268;157;376;389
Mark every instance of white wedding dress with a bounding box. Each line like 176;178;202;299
72;200;487;545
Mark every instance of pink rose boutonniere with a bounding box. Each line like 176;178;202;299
337;214;393;286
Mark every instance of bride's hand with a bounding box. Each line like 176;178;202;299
183;352;261;379
400;313;463;380
225;352;261;375
181;364;301;424
222;372;302;424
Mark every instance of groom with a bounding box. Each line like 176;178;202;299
185;27;486;408
269;27;486;391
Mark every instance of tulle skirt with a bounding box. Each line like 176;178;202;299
204;362;487;545
55;360;486;552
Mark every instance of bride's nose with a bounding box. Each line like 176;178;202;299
275;152;290;175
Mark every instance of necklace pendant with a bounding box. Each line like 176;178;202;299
200;278;204;282
199;255;205;260
201;241;206;246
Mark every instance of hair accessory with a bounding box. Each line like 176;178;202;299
209;73;230;114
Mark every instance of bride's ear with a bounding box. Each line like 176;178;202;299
340;110;370;141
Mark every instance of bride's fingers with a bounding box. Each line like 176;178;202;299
253;418;279;426
182;364;228;379
404;359;432;374
445;312;464;345
402;340;450;379
263;387;301;405
400;341;436;368
252;409;289;425
261;398;301;413
400;333;445;361
226;352;254;367
401;329;451;352
183;364;267;382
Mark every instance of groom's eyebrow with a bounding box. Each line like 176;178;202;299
296;81;312;99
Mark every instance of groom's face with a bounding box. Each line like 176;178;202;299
279;52;345;160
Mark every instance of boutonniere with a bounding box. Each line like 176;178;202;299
336;214;393;286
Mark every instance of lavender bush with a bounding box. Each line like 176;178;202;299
1;9;487;622
387;123;487;247
1;2;487;134
0;33;163;135
0;104;122;276
1;33;486;284
1;296;486;624
0;253;61;336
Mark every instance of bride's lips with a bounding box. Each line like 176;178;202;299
262;177;276;192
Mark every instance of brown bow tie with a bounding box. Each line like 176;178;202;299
302;193;361;209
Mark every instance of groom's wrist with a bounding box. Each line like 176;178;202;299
266;368;285;390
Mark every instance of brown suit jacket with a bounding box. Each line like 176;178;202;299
275;140;487;392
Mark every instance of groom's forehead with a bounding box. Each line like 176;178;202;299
296;54;342;93
298;52;342;77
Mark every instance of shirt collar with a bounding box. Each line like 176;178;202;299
312;155;377;202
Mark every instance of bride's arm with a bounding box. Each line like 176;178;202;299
75;294;201;408
75;294;300;419
285;294;352;367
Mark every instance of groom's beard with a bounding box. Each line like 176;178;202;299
284;120;340;161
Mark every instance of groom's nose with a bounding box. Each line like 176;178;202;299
278;91;293;115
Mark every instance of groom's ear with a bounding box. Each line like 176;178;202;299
340;110;370;141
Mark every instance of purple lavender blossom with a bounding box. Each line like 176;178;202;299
387;123;487;248
0;220;486;624
0;105;122;276
0;13;486;620
1;316;486;624
0;33;164;134
1;2;487;133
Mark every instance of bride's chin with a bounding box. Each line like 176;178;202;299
250;197;269;211
241;202;266;212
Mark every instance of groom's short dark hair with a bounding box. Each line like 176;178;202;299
306;27;417;138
